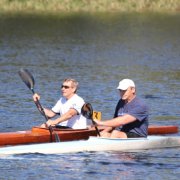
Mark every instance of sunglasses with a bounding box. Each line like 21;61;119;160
61;85;71;89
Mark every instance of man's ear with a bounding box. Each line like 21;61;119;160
132;87;136;93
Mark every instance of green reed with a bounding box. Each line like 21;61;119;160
0;0;179;15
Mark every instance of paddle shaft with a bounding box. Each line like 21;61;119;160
92;118;101;136
31;89;48;121
31;89;60;142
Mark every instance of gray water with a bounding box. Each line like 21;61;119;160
0;13;180;179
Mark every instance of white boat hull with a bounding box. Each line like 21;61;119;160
0;136;180;156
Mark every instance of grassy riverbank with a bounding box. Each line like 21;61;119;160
0;0;179;16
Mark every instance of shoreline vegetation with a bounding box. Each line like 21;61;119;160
0;0;180;17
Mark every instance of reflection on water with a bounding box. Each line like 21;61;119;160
0;149;180;179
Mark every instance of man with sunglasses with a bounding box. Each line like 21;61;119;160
94;79;149;138
33;78;88;129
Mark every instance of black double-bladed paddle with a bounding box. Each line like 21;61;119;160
18;68;60;142
81;103;101;136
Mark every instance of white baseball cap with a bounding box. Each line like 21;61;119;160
116;79;135;90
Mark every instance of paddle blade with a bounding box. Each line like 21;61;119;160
82;103;101;136
18;68;35;91
81;103;93;119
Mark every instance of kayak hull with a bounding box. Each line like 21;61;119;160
0;125;178;147
0;127;98;146
0;136;180;155
148;125;178;135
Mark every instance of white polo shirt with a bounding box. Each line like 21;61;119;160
52;94;87;129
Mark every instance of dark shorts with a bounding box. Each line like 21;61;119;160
124;132;143;138
55;125;72;129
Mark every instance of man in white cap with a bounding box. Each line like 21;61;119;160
94;79;149;138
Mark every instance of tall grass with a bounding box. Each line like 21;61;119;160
0;0;179;15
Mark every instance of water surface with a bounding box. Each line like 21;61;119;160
0;12;180;179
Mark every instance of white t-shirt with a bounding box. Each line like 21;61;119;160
52;94;87;129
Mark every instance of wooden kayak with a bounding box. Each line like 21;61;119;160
0;125;178;147
148;125;178;135
0;127;98;146
0;135;180;156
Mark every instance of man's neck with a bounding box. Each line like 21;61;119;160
125;95;136;104
65;93;75;100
